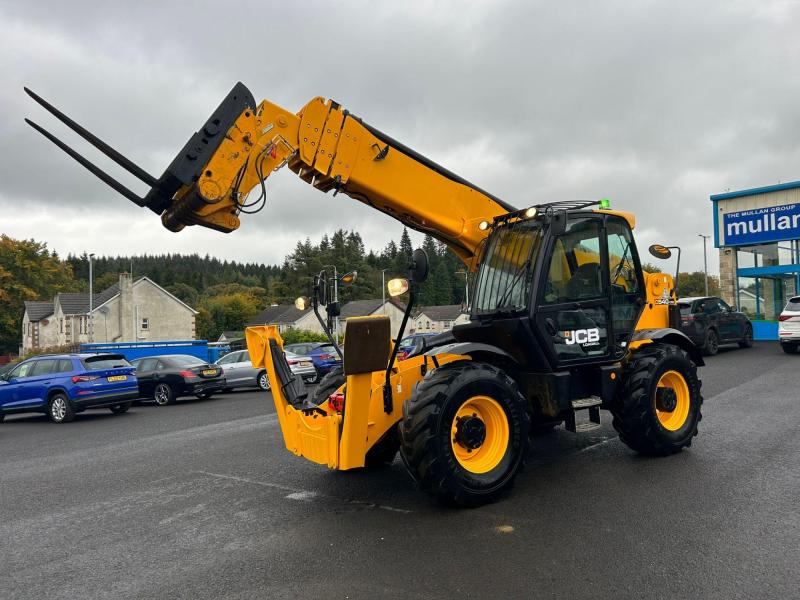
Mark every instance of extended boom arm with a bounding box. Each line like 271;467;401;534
26;82;515;266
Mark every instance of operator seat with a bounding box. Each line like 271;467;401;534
565;262;603;299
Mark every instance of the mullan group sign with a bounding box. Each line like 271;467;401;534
722;202;800;246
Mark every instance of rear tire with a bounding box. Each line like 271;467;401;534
153;383;175;406
49;393;75;423
257;371;271;391
400;361;529;507
738;324;753;348
109;402;131;414
782;343;797;355
612;343;703;456
702;328;719;356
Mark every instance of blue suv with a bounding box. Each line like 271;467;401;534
0;353;138;423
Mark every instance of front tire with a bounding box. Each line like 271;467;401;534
153;383;175;406
400;361;529;507
702;328;719;356
49;393;75;423
109;402;132;414
612;343;703;456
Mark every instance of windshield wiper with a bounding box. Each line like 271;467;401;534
494;259;531;310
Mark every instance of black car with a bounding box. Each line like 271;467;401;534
677;296;753;356
131;354;226;405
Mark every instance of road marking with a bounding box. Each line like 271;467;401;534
579;436;619;453
196;470;412;514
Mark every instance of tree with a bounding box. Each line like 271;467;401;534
0;235;78;353
676;271;720;297
166;283;200;308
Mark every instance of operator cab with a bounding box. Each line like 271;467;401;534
456;201;646;372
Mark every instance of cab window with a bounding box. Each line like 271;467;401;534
9;361;35;379
543;218;603;304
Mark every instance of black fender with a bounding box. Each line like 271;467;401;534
629;328;705;366
424;341;520;367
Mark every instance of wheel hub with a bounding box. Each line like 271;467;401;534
656;387;678;412
454;415;486;450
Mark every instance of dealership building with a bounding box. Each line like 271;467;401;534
712;179;800;339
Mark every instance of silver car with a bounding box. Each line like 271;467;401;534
215;349;317;391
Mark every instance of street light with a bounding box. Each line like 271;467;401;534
380;268;390;313
698;234;710;296
455;269;470;307
88;253;95;343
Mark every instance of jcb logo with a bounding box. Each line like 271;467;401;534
564;328;600;345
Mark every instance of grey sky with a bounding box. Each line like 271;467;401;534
2;0;799;273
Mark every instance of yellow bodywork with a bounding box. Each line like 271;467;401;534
245;320;464;470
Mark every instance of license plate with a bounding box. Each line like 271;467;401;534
107;375;127;382
202;369;217;376
333;356;342;361
300;361;312;368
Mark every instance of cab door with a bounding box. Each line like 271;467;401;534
605;215;646;355
535;216;612;368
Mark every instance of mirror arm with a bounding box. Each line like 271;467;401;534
383;287;416;414
312;285;343;361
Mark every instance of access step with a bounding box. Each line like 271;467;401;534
565;397;602;433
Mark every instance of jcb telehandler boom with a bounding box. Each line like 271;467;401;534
26;83;704;507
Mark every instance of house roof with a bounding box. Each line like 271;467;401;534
417;304;466;321
24;301;54;321
247;304;310;326
219;331;245;341
339;298;406;319
56;292;97;315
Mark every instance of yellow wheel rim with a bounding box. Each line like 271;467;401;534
655;370;691;431
450;395;510;474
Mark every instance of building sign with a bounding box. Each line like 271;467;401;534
723;202;800;246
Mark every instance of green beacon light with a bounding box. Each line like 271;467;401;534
598;198;611;209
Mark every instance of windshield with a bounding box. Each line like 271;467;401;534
84;355;131;370
473;220;542;314
168;355;206;367
786;297;800;312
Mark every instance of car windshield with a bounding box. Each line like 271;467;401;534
785;297;800;312
83;355;131;370
168;355;206;367
317;345;336;354
473;219;542;314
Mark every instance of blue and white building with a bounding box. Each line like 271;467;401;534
712;180;800;339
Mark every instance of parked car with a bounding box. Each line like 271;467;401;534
283;342;325;357
397;332;438;361
778;295;800;354
304;343;342;377
0;353;137;423
131;354;226;405
677;296;753;356
215;349;317;391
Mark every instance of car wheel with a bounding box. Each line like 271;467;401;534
738;324;754;348
109;402;132;414
153;383;176;406
702;328;719;356
307;369;320;384
49;393;75;423
782;343;797;355
257;371;271;391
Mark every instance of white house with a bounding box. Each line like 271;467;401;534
412;304;469;334
292;299;407;339
21;273;198;354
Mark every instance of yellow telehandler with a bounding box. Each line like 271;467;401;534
26;83;703;506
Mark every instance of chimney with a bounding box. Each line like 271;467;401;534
119;272;133;341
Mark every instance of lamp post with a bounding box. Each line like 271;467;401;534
698;234;710;296
455;269;469;307
88;253;95;343
381;268;390;313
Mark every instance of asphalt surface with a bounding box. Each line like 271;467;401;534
2;341;798;599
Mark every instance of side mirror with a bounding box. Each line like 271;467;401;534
409;248;429;284
648;244;672;259
340;271;357;285
548;209;567;236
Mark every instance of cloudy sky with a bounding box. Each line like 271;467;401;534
2;0;799;273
